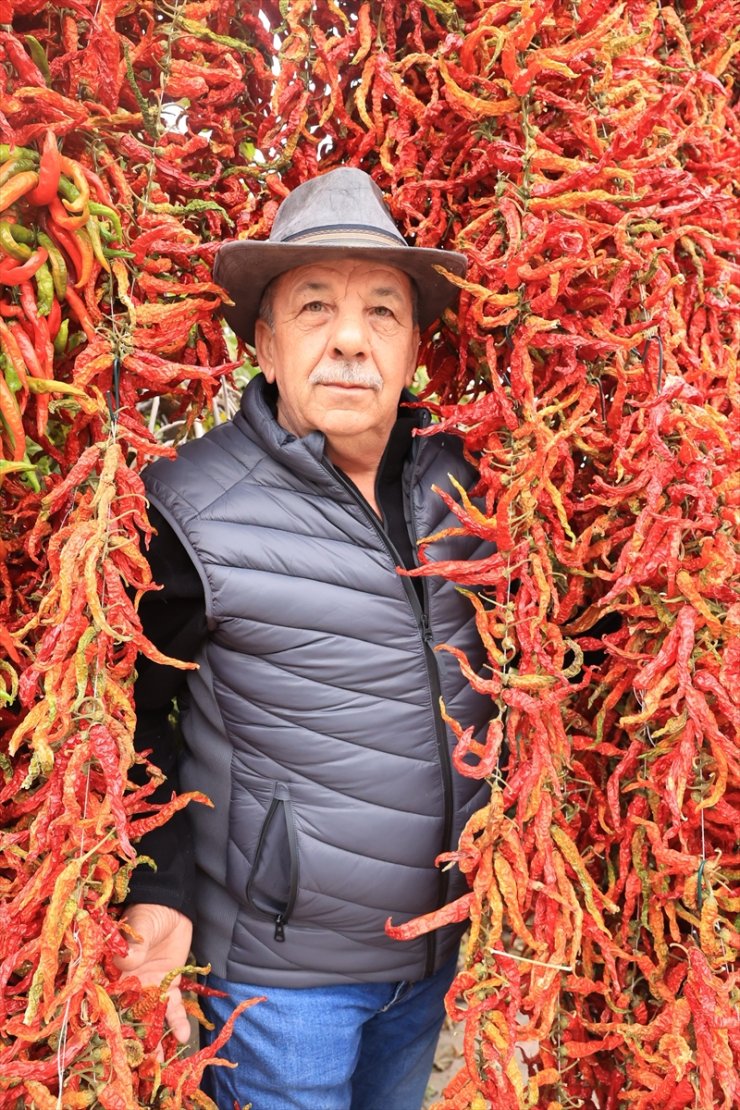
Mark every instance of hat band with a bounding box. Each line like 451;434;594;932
278;224;406;248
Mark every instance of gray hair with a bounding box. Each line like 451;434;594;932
257;280;278;330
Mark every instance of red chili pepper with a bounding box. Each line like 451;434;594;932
0;370;25;461
47;219;84;278
0;245;48;283
0;30;47;86
10;319;50;436
46;293;61;340
27;130;61;206
62;285;96;342
385;893;474;940
0;318;29;388
18;282;52;375
79;163;108;202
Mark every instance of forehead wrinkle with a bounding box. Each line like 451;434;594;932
280;259;411;291
368;284;405;302
291;278;333;296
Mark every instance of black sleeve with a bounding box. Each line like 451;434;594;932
125;507;207;920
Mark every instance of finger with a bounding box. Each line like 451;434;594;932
112;938;150;973
165;986;193;1045
112;949;143;973
112;914;153;972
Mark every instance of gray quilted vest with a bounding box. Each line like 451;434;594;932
144;375;491;986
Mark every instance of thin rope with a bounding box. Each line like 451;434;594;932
489;947;573;974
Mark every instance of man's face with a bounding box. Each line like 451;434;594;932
254;257;420;446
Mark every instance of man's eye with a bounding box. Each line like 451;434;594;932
302;300;327;313
371;305;394;318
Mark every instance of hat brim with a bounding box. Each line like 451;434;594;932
213;240;468;345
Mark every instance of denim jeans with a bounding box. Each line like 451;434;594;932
198;953;458;1110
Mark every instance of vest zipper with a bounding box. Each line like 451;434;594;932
321;457;454;980
404;444;454;980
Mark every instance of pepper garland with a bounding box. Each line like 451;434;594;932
0;1;738;1107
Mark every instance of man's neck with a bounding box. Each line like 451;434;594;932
270;389;399;517
324;432;389;516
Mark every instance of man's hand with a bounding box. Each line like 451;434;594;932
114;904;194;1047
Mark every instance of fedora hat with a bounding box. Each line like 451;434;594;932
213;167;468;345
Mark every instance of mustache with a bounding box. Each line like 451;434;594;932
308;362;383;391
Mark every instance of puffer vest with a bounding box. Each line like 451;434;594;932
143;375;491;986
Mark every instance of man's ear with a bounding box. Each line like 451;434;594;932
254;318;275;382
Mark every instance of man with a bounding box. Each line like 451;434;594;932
118;167;491;1110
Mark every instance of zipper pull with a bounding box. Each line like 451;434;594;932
420;610;434;644
274;913;286;942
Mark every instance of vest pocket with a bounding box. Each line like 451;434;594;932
246;782;299;942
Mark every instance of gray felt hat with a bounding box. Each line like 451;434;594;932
213;167;468;345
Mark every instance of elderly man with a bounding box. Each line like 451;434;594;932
119;168;490;1110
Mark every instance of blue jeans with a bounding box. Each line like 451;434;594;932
199;954;458;1110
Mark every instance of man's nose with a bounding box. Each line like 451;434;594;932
329;305;369;359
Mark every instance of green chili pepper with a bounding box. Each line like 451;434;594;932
37;232;68;299
6;222;35;246
102;248;135;259
0;145;38;163
65;329;87;356
34;262;55;316
85;216;109;270
11;450;41;492
56;174;80;203
0;221;33;261
53;317;70;356
0;353;23;393
23;36;50;83
88;201;123;243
